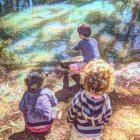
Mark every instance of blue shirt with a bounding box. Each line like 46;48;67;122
74;38;100;63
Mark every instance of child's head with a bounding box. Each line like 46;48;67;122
25;70;44;93
80;60;115;95
77;23;91;38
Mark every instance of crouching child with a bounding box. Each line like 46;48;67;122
19;70;57;135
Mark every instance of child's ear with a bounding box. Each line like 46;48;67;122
24;78;26;83
24;78;28;85
79;34;83;38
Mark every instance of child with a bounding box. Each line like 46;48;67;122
19;70;57;135
69;23;100;73
67;60;114;140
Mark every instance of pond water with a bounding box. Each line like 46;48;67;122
0;0;139;67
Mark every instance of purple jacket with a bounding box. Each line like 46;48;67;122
19;87;57;126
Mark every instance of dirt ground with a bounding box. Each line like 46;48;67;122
1;86;140;140
0;62;140;140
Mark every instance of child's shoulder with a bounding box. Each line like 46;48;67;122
76;90;87;98
21;91;30;100
103;93;110;100
81;38;97;43
23;91;30;96
40;87;55;96
103;93;111;107
78;39;85;44
89;38;97;42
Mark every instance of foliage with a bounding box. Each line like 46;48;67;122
0;39;23;76
85;10;122;35
85;10;108;24
0;1;139;140
0;66;6;75
98;43;132;64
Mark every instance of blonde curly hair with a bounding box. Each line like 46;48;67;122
80;60;115;94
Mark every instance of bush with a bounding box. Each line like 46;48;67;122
0;39;22;75
99;44;132;64
0;66;6;76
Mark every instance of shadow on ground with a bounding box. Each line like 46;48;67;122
8;129;49;140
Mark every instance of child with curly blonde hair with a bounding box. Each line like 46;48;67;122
67;60;114;140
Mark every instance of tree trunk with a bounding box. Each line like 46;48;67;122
0;2;2;14
5;0;9;12
28;0;33;6
16;0;19;11
126;1;140;38
9;0;13;11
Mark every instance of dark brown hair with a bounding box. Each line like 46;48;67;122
25;70;44;93
77;23;91;38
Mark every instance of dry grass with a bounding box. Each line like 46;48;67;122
2;97;140;140
0;64;140;140
103;105;140;140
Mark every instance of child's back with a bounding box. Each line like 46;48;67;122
69;23;101;72
20;87;57;125
68;90;111;138
74;38;100;63
68;60;115;140
19;70;57;133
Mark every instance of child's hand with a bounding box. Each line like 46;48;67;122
58;111;63;120
68;122;72;128
104;123;107;126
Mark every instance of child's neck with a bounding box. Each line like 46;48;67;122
82;37;90;40
89;91;103;100
80;35;90;40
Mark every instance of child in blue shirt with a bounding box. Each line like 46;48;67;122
69;23;100;73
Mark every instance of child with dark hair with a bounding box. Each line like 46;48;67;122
68;60;114;140
19;70;57;135
69;23;100;73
